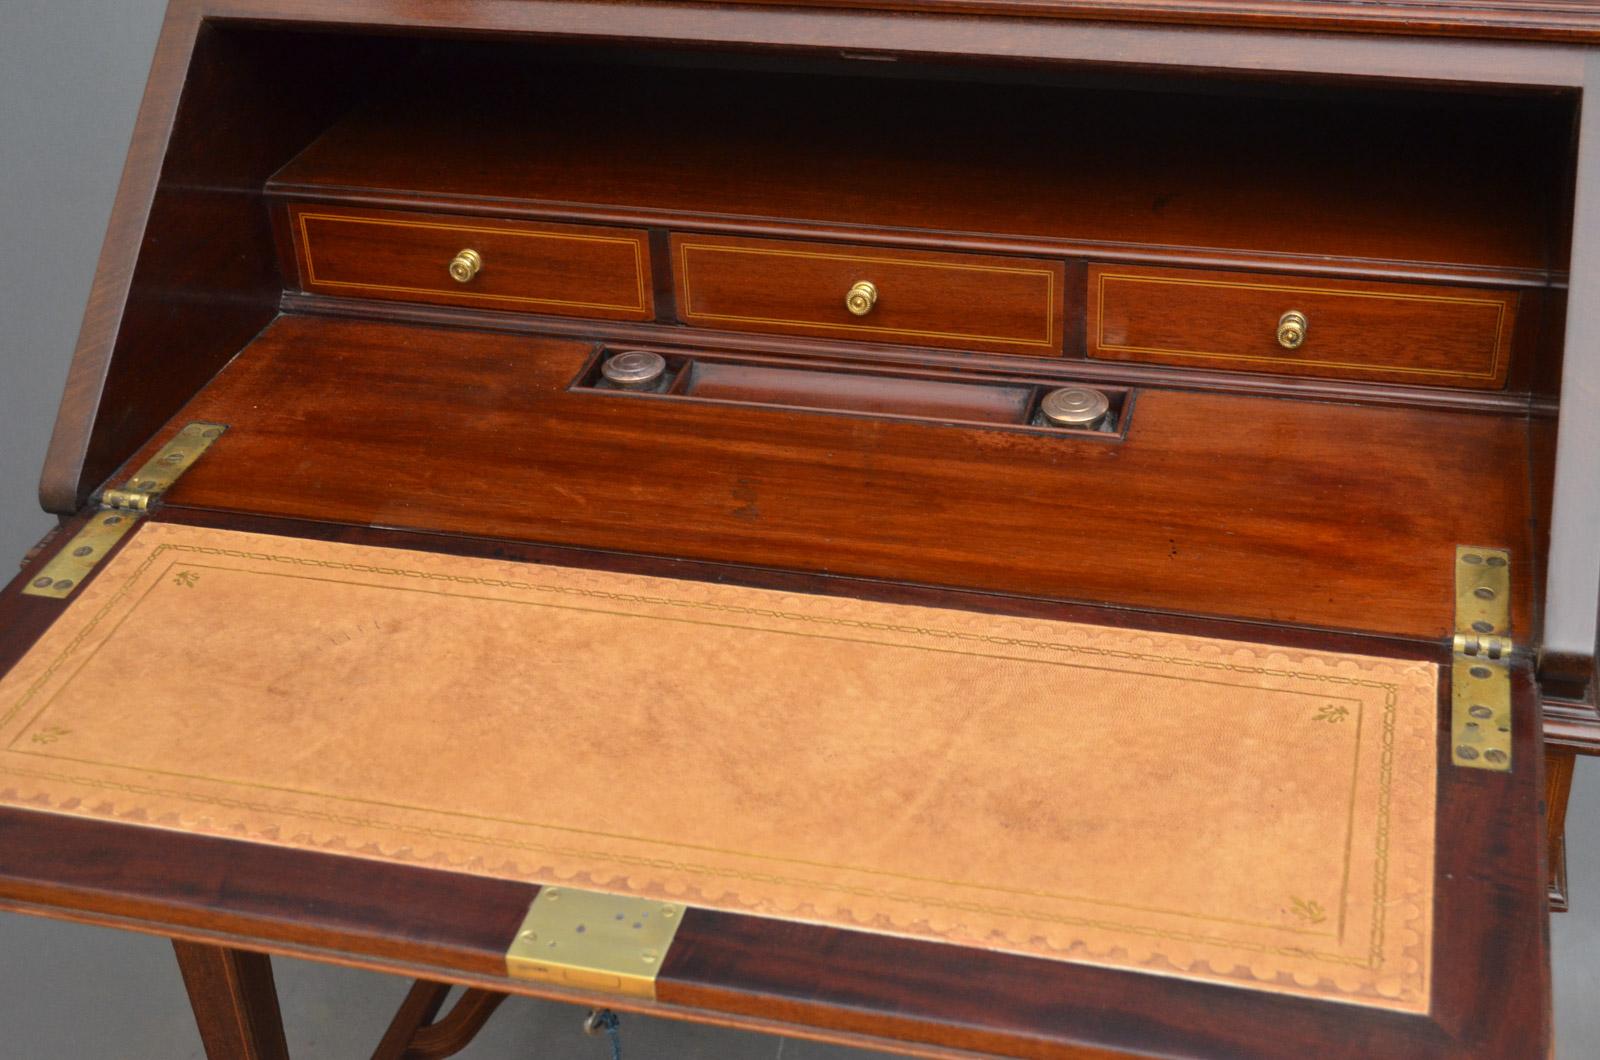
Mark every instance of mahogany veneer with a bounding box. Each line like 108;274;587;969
722;0;1600;43
674;233;1065;356
568;344;1136;434
15;3;1597;1056
1088;264;1520;388
289;205;654;322
117;313;1537;641
676;359;1041;423
268;68;1568;280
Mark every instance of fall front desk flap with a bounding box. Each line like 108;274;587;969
0;522;1437;1011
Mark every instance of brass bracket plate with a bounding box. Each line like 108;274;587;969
1451;545;1512;771
21;510;142;600
506;887;686;999
100;421;228;512
22;422;227;600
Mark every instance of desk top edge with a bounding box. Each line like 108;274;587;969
193;0;1600;47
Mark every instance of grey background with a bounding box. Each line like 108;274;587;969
0;1;1596;1055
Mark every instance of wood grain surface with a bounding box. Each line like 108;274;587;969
12;3;1574;1054
270;65;1568;278
172;941;291;1060
39;17;379;512
686;0;1600;43
675;360;1041;425
1088;264;1520;388
289;204;654;321
286;289;1554;415
47;12;1576;512
673;234;1065;356
119;314;1537;641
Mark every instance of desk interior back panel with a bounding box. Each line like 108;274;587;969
135;314;1535;641
269;63;1568;277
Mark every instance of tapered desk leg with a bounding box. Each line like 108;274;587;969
172;940;291;1060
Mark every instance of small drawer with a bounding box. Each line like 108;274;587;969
1087;264;1517;389
289;205;653;321
673;234;1065;357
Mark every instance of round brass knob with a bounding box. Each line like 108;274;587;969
448;248;483;284
1276;310;1308;350
845;280;878;317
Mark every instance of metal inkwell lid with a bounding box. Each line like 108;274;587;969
1039;386;1111;428
601;350;667;389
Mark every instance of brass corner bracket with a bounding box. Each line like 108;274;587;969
22;422;227;600
1452;545;1513;772
506;887;686;1000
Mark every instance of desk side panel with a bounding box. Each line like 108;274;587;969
39;12;381;514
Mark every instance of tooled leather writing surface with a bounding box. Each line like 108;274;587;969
0;522;1438;1012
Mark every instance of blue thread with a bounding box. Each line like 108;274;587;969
588;1008;622;1060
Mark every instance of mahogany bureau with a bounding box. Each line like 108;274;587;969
5;1;1600;1057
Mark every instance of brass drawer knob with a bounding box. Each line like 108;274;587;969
1277;309;1308;350
845;280;878;317
449;248;483;284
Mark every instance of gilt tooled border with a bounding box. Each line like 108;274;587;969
0;533;1430;994
73;542;1421;690
7;554;1378;947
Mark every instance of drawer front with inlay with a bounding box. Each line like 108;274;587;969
1088;264;1518;388
290;205;653;321
674;234;1065;357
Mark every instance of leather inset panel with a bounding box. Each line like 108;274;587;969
0;522;1437;1011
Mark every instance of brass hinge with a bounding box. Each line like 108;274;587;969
22;422;227;599
1451;545;1513;772
506;887;686;1000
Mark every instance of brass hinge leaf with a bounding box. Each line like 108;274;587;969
506;887;685;1000
22;422;227;600
101;421;228;511
1451;545;1513;772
